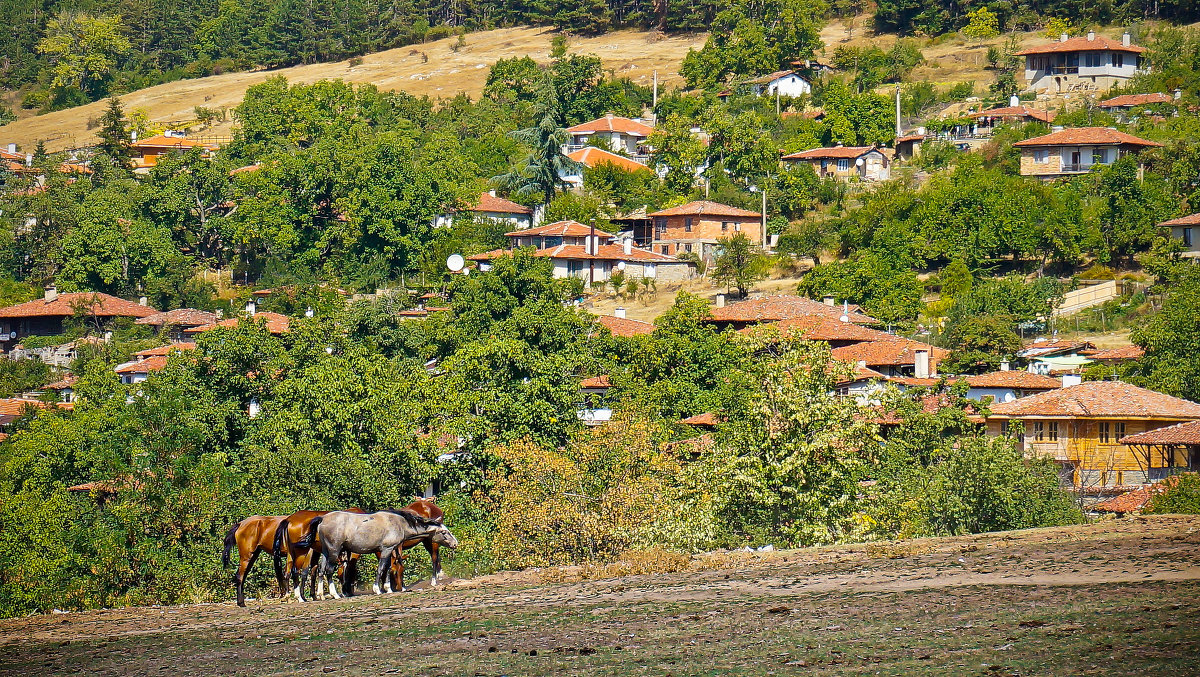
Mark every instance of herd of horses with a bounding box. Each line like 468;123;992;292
221;497;458;606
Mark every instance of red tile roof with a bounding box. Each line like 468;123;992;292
989;381;1200;419
134;308;219;327
836;364;889;384
1159;213;1200;227
135;342;196;357
1091;474;1192;513
680;412;722;427
131;135;219;150
738;315;893;342
0;398;63;418
783;146;877;160
1014;35;1145;55
709;295;878;325
747;69;801;84
894;133;926;144
567;147;650;174
1019;339;1095;358
1098;93;1173;108
566;114;655;137
0;293;158;319
184;312;290;335
536;243;680;263
597;315;654;337
831;338;949;368
1120;419;1200;446
506;220;615;239
580;375;612;389
1086;345;1145;361
230;163;262;175
1012;127;1161;148
44;374;77;390
115;355;169;374
648;200;761;219
472;192;533;215
963;371;1063;389
969;105;1054;123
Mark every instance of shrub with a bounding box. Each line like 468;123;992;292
1144;473;1200;514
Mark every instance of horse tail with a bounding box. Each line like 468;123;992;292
297;516;323;550
272;519;289;585
221;520;241;568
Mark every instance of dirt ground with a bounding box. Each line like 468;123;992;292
1;515;1198;675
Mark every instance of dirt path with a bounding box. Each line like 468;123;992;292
1;515;1198;675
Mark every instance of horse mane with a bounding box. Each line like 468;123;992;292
385;508;444;529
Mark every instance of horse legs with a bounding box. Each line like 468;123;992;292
374;548;395;595
426;541;442;586
234;549;260;607
321;548;342;600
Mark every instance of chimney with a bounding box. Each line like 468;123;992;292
1052;125;1065;133
914;349;930;379
246;300;257;316
823;295;835;306
1000;360;1010;372
488;189;496;197
1174;88;1183;100
5;143;14;154
1087;31;1095;42
1060;33;1069;43
715;293;725;308
623;238;632;255
1122;32;1131;47
588;220;597;255
605;112;614;120
25;153;32;167
1062;373;1083;387
1009;94;1020;107
138;296;147;306
840;300;850;323
131;130;137;143
614;307;626;319
44;284;57;303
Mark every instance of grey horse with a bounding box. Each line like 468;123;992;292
307;510;458;598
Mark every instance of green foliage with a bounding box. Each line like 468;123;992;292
962;7;1000;41
0;359;52;398
1129;271;1200;402
680;0;826;90
36;12;131;102
1144;473;1200;514
711;233;770;298
798;251;924;323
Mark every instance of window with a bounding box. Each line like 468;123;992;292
1113;53;1124;68
1099;422;1110;443
661;245;670;255
1085;52;1103;68
684;217;693;233
1115;422;1126;441
683;243;692;253
837;159;850;171
1184;228;1194;247
735;223;742;231
654;217;667;236
1092;148;1109;165
1034;149;1050;164
1048;421;1059;442
721;221;730;232
1033;421;1045;441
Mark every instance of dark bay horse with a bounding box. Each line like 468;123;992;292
310;510;458;598
386;497;445;590
222;515;288;607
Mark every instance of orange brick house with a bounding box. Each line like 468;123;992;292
647;200;762;260
986;380;1200;489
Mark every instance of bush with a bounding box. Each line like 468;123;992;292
1144;473;1200;514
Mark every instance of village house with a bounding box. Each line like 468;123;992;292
562;147;652;190
469;236;692;284
594;308;654;337
41;374;78;403
1097;91;1178;121
578;375;614;426
503;220;614;249
1019;338;1097;374
738;314;895;347
114;343;197;385
1120;419;1200;481
706;294;878;331
647;200;763;260
434;191;534;229
831;338;948;379
0;286;158;353
967;101;1054;136
130;134;219;172
134;308;219;342
564;113;654;161
893;133;925;162
184;311;291;336
1012;127;1161;179
0;398;69;436
1160;213;1200;258
986;380;1200;489
746;70;812;98
782;146;890;182
1015;31;1147;94
1084;344;1145;364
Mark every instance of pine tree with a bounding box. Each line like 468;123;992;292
96;97;132;168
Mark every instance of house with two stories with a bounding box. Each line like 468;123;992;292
1161;213;1200;258
130;134;220;172
746;70;812;98
469;237;692;284
0;287;159;352
782;146;890;181
986;380;1200;489
1015;31;1146;94
562;147;652;190
134;308;219;342
967;103;1054;135
1012;127;1161;179
435;191;534;229
1097;92;1177;121
564;114;655;161
646;200;763;260
1019;338;1097;374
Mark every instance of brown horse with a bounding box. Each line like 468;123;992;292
387;497;445;590
221;515;288;607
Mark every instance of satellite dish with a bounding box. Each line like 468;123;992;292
855;158;865;167
617;261;627;270
446;254;465;272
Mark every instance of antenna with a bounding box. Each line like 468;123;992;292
446;254;465;272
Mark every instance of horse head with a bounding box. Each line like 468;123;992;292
429;523;458;549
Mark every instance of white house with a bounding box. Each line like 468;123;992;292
747;70;812;98
434;191;534;229
1015;31;1147;94
1161;213;1200;258
468;236;693;284
564;113;655;161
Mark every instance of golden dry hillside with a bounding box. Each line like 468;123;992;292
0;28;705;153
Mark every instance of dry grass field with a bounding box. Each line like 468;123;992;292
1;515;1198;675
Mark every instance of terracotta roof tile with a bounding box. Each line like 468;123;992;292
230;163;262;175
1012;127;1161;148
567;147;650;173
44;374;77;390
738;315;893;342
969;105;1054;123
135;342;196;357
836;364;889;384
597;315;655;337
783;146;877;160
0;293;158;319
1014;35;1145;55
131;135;219;150
134;308;219;327
1159;213;1200;227
506;220;614;239
115;355;169;374
989;381;1200;419
747;69;802;84
831;338;949;368
709;295;877;325
1019;339;1095;358
648;200;761;219
184;312;290;335
680;412;722;426
963;371;1063;389
580;375;612;389
535;243;680;263
1120;419;1200;446
1091;474;1192;513
1086;345;1144;361
472;192;533;215
1098;93;1173;108
895;133;926;143
566;115;655;137
0;398;63;418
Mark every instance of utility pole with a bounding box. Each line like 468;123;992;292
652;70;658;111
895;82;902;138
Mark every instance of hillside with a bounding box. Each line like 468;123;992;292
1;516;1197;674
0;28;704;153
